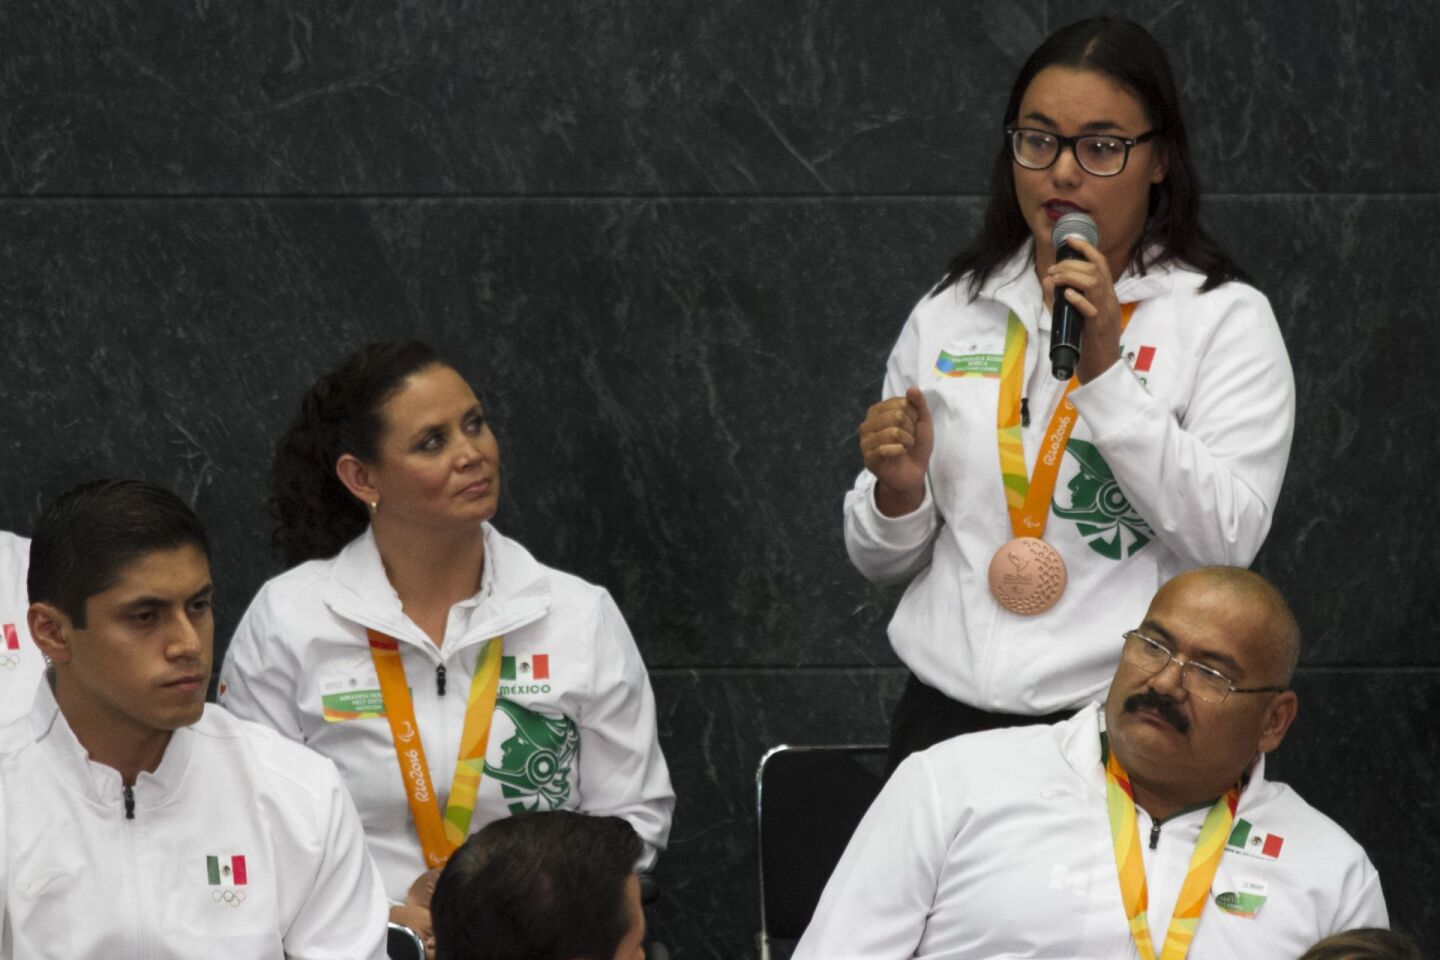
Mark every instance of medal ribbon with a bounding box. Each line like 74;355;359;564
368;630;504;868
996;303;1137;537
1104;743;1239;960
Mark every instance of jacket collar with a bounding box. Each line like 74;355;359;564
29;679;194;814
322;523;552;654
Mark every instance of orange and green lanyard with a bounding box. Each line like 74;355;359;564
996;303;1137;535
368;630;504;868
1104;737;1239;960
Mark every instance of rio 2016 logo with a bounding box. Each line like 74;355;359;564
404;747;430;802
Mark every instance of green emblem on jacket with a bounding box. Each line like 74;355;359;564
483;699;579;814
1052;439;1154;560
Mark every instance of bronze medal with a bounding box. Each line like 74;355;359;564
987;536;1067;615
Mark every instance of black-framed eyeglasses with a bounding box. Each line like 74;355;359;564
1006;127;1158;177
1121;631;1286;705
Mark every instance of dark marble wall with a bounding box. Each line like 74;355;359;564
1;2;1435;957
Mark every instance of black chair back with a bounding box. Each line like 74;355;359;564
387;921;426;960
756;744;886;955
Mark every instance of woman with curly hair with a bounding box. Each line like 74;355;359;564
219;340;674;946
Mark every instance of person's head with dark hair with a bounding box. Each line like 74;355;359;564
28;478;210;629
939;16;1243;298
1299;928;1424;960
431;812;645;960
26;479;214;783
271;339;502;567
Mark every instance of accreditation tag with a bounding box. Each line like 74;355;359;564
319;681;388;722
1215;879;1268;919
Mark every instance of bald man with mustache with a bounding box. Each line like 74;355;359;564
796;567;1387;960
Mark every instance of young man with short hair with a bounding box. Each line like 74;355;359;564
431;811;646;960
0;479;388;959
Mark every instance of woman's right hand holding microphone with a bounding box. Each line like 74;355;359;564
858;386;933;517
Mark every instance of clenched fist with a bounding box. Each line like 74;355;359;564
858;386;933;517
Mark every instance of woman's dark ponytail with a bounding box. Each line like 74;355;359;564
270;340;440;567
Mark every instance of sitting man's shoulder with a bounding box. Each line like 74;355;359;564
192;704;345;800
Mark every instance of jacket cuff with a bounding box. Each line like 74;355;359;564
1068;359;1156;441
854;472;936;546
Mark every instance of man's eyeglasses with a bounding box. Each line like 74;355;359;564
1120;631;1286;705
1006;127;1158;177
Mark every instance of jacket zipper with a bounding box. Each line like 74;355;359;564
122;783;146;958
1149;817;1162;850
436;663;447;697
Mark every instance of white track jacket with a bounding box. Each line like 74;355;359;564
0;684;387;960
795;704;1385;960
219;523;674;900
845;248;1295;712
0;533;42;729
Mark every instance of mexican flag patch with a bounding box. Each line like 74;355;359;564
501;654;549;680
1227;819;1284;858
207;855;248;886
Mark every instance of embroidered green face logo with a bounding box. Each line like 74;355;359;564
483;699;579;814
1051;439;1154;559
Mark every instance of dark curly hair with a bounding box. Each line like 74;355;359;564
270;340;441;567
936;17;1246;299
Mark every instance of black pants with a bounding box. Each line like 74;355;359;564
885;672;1074;777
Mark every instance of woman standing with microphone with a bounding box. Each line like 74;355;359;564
219;340;674;944
847;17;1295;769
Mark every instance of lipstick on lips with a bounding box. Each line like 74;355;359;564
1044;199;1089;222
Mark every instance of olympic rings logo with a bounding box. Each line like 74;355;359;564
0;655;18;670
211;888;247;907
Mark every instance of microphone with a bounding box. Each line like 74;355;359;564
1049;211;1100;380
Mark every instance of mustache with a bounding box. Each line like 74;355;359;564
1124;690;1190;734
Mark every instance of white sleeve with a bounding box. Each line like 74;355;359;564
793;752;949;960
843;304;943;585
282;761;389;960
1329;860;1389;933
575;592;675;870
218;584;306;742
1068;288;1294;566
0;776;9;960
